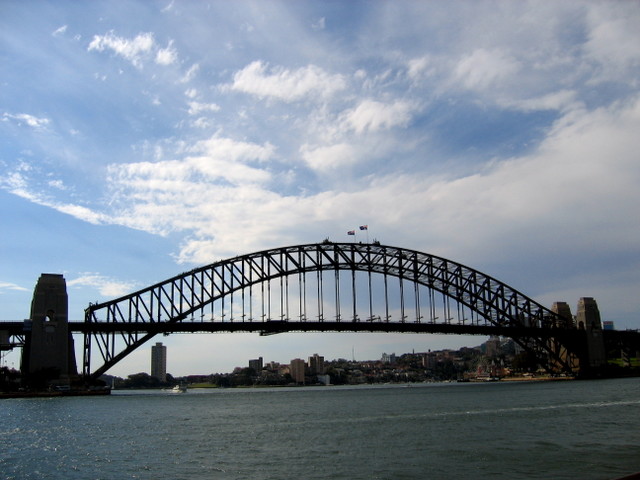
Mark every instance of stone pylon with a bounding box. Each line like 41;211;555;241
551;301;574;328
576;297;606;370
548;301;580;372
21;274;77;382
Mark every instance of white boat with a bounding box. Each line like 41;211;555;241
171;384;187;393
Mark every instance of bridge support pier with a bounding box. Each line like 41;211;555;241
576;297;606;375
20;274;77;387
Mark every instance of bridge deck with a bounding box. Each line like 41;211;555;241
1;320;583;339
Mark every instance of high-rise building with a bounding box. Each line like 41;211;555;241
151;342;167;382
249;357;263;372
381;352;397;364
290;358;306;384
308;353;325;375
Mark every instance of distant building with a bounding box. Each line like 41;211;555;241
381;352;396;364
151;342;167;382
422;352;437;370
603;321;615;331
249;357;263;372
290;358;306;384
308;353;325;375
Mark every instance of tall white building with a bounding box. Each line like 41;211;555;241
151;342;167;382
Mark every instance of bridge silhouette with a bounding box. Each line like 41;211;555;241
3;242;637;382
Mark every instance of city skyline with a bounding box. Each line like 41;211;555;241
1;1;639;376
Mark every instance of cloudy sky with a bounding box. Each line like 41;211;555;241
1;1;639;377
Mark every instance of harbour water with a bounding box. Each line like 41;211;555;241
2;378;639;479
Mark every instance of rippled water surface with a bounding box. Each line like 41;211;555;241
2;378;640;479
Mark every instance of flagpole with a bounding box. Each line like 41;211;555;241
358;225;369;243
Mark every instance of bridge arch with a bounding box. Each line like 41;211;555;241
82;242;579;379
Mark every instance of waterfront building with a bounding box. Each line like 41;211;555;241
249;357;263;372
381;352;396;364
422;352;437;369
308;353;325;375
151;342;167;382
290;358;306;384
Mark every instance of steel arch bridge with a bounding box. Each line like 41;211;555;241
82;242;584;379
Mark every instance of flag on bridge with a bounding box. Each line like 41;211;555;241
359;225;368;230
347;230;355;235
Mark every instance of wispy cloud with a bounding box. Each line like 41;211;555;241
341;99;415;134
0;282;28;293
229;61;346;102
67;274;138;297
52;25;67;37
187;101;220;116
2;112;50;129
88;31;156;68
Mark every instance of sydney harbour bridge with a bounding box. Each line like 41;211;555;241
2;242;638;383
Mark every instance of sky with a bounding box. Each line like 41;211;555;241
1;0;639;377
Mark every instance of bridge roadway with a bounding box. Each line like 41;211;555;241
1;319;587;340
4;320;639;351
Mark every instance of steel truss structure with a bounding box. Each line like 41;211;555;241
82;242;583;378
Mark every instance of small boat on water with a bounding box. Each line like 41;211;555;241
171;384;187;393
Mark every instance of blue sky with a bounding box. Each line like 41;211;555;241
1;1;639;376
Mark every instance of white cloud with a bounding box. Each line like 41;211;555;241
104;136;277;237
0;282;28;293
48;179;67;190
3;112;50;129
301;143;358;172
52;25;67;37
188;136;275;164
341;99;414;134
0;168;108;226
155;40;178;65
585;4;640;82
187;101;220;116
230;61;346;102
67;274;137;297
192;117;212;129
88;31;155;68
454;48;520;91
181;63;200;83
407;56;431;80
501;90;578;113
